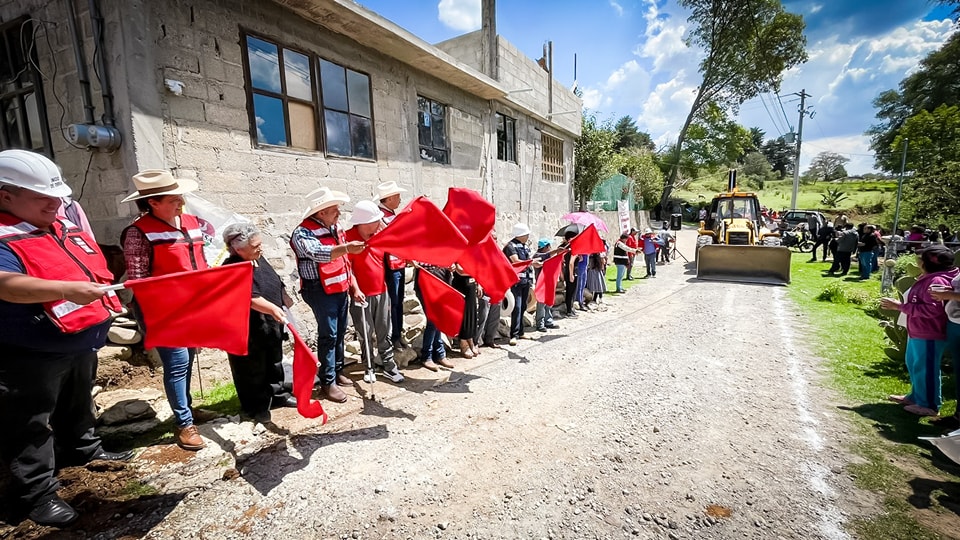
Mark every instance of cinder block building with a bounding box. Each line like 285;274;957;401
0;0;580;274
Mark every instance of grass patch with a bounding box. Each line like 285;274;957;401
119;479;159;499
193;381;241;416
605;261;649;293
787;252;959;538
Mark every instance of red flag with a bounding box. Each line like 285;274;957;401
417;269;465;337
126;264;253;355
512;259;534;274
457;234;518;304
568;224;605;255
288;324;329;422
535;252;566;304
442;187;495;245
367;196;468;267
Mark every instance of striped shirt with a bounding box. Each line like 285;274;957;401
290;220;337;281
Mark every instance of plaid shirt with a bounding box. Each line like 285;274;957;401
290;219;337;281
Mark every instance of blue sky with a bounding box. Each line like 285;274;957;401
356;0;956;175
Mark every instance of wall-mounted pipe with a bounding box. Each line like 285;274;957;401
66;0;96;125
89;0;115;126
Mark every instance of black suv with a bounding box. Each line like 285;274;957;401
779;210;826;230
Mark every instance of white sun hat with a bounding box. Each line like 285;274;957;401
349;200;385;227
511;223;531;239
301;186;350;220
121;169;199;203
376;181;408;200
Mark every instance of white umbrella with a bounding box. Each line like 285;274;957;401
920;428;960;465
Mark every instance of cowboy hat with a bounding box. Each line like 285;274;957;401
376;181;407;200
348;200;384;227
302;186;350;220
121;169;198;203
511;223;531;239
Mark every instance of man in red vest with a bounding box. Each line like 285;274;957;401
291;187;365;403
346;201;404;383
0;150;132;527
376;181;409;350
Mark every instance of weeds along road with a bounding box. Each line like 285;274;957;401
134;229;874;540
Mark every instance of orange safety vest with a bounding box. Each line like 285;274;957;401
0;212;122;333
296;219;351;294
379;205;406;271
125;213;208;276
345;227;385;296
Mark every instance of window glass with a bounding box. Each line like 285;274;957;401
252;93;286;145
324;110;351;156
350;115;374;159
284;50;312;101
417;96;448;164
346;70;371;118
319;59;348;112
247;36;281;93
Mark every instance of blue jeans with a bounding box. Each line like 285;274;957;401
615;264;626;291
510;281;531;338
385;268;405;343
644;252;657;276
420;321;446;361
156;346;196;428
535;302;554;328
905;338;946;410
857;252;872;279
301;281;348;386
575;258;588;304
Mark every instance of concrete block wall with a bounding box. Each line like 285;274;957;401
434;31;482;74
497;37;580;137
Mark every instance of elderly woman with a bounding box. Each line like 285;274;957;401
221;223;294;423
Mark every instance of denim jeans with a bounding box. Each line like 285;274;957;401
156;346;196;427
575;258;588;304
420;321;446;361
535;302;554;329
301;281;348;386
857;252;873;280
615;264;626;291
644;252;657;276
510;281;531;338
385;268;405;343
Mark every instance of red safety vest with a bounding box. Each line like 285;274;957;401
0;212;122;333
345;227;385;296
379;204;406;271
296;219;351;294
125;213;208;276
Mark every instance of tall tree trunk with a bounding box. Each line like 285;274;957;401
659;86;707;209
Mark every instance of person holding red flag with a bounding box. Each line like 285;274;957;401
0;150;131;527
376;181;409;351
291;187;365;403
503;223;541;346
346;201;404;383
533;238;560;332
414;262;456;370
121;169;211;452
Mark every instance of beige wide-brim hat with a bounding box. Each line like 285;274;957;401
121;169;198;203
376;180;407;200
349;200;385;227
302;186;350;220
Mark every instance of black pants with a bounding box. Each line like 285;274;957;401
0;348;102;507
829;251;852;274
510;281;531;338
452;276;478;339
564;278;576;313
227;331;286;416
811;238;829;260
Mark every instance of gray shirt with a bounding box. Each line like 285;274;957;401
837;229;859;253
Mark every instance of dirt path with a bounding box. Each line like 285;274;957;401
2;229;878;539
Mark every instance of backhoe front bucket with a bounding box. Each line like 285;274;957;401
696;245;792;285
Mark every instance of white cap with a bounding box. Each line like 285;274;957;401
0;149;71;197
349;200;385;227
511;223;531;239
644;228;652;234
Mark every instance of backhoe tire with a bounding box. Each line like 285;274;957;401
695;235;713;263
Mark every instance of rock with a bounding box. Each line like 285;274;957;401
145;348;163;369
345;340;362;355
394;347;418;369
112;316;139;328
403;297;422;314
99;345;133;362
99;399;157;426
404;313;427;331
522;312;535;328
91;385;102;398
497;318;510;337
107;326;142;345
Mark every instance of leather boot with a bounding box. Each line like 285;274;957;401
175;424;205;451
28;497;78;527
336;372;353;386
324;383;348;403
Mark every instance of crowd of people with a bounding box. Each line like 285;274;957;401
0;149;683;527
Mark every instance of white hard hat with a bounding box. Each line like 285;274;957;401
349;200;385;227
0;149;71;197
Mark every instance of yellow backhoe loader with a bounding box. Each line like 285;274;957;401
695;172;791;285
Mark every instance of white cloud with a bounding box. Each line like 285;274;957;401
609;0;624;17
799;134;876;175
581;88;603;110
437;0;480;32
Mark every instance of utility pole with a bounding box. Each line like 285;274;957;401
790;89;812;211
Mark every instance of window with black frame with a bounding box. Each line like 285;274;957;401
417;96;448;164
496;112;516;162
0;18;52;155
242;33;374;159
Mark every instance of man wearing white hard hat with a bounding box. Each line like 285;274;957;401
345;201;404;383
502;223;541;346
291;186;365;403
0;149;131;527
376;181;409;350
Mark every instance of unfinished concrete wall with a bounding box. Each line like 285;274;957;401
434;31;482;74
497;37;581;137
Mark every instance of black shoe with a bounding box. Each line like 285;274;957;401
271;395;298;409
545;322;559;329
29;497;78;527
90;448;135;462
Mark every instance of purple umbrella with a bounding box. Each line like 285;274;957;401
562;212;609;233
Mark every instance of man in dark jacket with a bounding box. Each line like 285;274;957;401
826;223;859;276
810;221;835;262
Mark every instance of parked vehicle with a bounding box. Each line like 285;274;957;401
779;210;826;231
780;225;813;252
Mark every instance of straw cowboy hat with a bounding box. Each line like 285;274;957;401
376;181;407;200
348;200;384;227
301;186;350;220
121;169;198;203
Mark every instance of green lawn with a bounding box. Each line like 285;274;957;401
787;252;959;539
604;260;649;293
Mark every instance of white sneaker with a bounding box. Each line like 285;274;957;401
380;366;404;383
509;338;518;346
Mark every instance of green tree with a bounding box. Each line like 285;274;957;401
805;151;850;182
741;151;773;189
748;127;765;152
761;137;794;178
896;161;960;232
613;115;655;151
683;103;754;170
659;0;807;208
574;114;618;211
867;32;960;172
820;187;849;208
893;104;960;172
618;147;665;208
